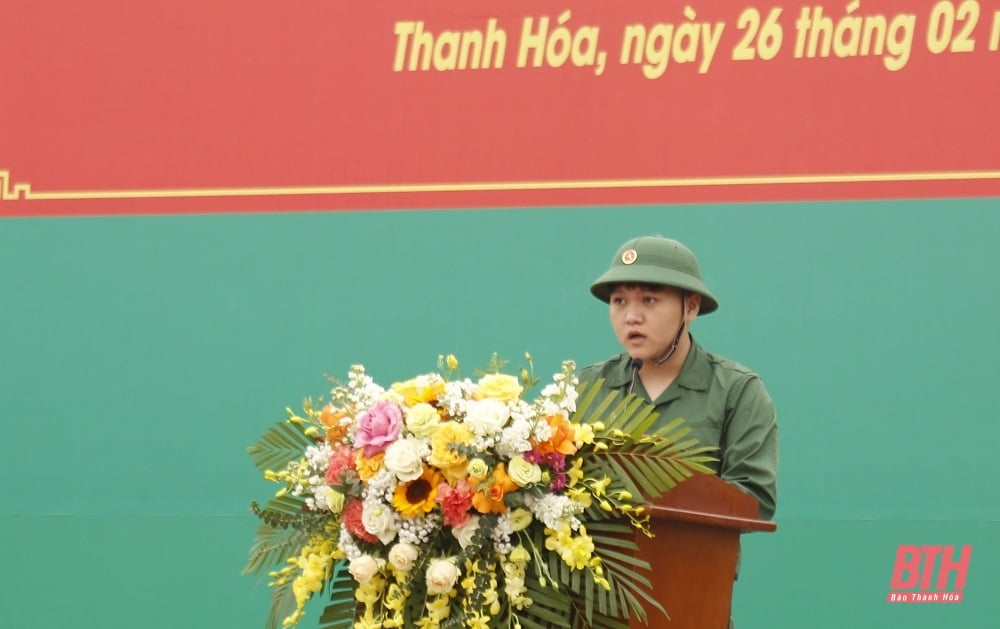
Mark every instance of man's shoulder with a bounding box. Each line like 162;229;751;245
702;348;758;377
698;345;766;389
578;354;630;383
697;345;774;406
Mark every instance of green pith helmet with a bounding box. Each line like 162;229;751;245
590;235;719;315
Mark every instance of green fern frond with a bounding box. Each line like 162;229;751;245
250;494;329;532
248;419;313;473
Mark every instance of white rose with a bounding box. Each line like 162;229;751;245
380;389;406;405
507;456;542;487
388;542;420;572
463;399;509;437
451;514;481;549
349;554;380;584
425;558;460;595
383;437;425;482
362;501;400;545
406;403;440;438
466;458;489;478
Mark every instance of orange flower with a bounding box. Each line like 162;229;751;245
471;462;519;514
320;403;350;442
355;450;385;481
533;413;578;456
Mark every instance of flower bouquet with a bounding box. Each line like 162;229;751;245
244;354;715;629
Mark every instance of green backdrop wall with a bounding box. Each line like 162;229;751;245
2;199;997;627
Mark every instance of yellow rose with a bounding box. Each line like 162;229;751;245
392;374;445;406
428;421;474;482
474;374;523;402
405;403;440;438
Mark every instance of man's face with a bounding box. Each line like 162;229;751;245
608;284;700;362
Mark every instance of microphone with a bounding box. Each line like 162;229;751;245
628;358;643;394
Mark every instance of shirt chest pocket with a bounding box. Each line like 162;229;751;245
657;394;726;448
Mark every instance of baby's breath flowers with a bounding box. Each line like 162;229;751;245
248;354;712;629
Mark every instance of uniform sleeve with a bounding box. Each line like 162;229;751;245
719;375;779;520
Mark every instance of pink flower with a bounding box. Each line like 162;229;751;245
325;445;356;485
343;499;378;544
354;400;403;456
437;479;474;528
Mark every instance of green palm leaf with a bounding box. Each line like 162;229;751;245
518;578;574;629
248;417;313;473
318;560;357;629
562;380;717;627
265;579;297;629
587;521;664;624
575;380;717;500
243;522;310;576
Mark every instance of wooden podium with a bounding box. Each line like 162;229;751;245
630;473;777;628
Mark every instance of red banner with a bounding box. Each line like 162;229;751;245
2;0;999;217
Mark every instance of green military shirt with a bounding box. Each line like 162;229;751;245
578;338;778;520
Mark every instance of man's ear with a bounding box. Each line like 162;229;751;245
686;292;702;320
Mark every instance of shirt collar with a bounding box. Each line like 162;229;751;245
603;337;712;392
674;338;711;392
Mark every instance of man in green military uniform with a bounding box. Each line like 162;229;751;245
580;235;778;520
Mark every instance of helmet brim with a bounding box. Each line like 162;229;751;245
590;264;719;315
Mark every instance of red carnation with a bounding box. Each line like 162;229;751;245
342;499;378;544
436;479;474;528
326;445;356;485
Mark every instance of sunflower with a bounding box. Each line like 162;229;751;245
392;467;443;517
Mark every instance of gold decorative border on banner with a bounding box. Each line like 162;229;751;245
4;168;1000;201
1;170;32;200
